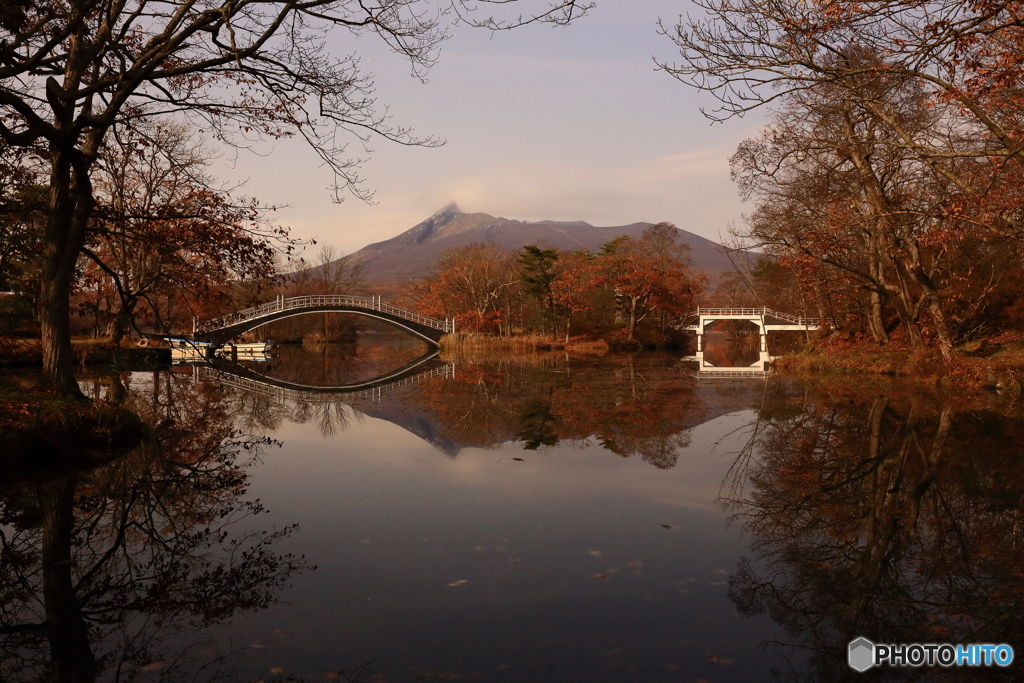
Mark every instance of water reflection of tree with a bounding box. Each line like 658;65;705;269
725;389;1024;681
0;374;309;682
414;356;703;468
174;366;362;439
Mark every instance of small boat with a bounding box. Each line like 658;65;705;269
215;341;273;361
168;337;215;362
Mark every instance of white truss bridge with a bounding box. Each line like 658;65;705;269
678;306;828;374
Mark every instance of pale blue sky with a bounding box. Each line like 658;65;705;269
215;2;764;254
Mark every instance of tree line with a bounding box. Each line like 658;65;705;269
409;222;706;344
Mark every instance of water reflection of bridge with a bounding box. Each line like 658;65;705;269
189;353;455;403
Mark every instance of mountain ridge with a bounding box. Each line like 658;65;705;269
345;205;744;283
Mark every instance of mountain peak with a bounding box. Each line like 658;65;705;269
437;202;461;216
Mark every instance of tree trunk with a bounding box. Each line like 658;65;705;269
868;289;889;344
107;300;136;345
905;241;954;362
40;151;90;397
628;298;638;342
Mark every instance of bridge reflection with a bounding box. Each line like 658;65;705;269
184;351;454;403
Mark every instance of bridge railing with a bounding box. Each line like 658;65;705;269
201;295;454;334
195;364;455;403
691;307;822;328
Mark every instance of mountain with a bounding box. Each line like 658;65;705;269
345;204;746;283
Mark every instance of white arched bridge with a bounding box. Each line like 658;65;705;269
193;294;455;348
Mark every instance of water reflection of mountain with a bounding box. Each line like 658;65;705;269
366;369;776;458
212;352;783;462
359;402;462;456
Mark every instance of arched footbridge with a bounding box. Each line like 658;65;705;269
193;295;455;347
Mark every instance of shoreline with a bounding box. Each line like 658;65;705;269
0;338;171;369
3;333;1022;394
769;337;1024;393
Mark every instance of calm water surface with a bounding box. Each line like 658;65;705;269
2;335;1023;682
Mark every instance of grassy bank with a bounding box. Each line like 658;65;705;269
771;334;1024;392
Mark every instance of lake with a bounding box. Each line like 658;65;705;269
2;335;1023;682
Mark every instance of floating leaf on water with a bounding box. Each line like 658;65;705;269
512;457;524;462
589;550;603;557
659;524;677;530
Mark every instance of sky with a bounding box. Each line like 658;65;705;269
213;1;766;256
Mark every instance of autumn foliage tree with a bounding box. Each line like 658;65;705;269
596;223;705;341
415;244;519;334
550;250;599;341
82;120;295;343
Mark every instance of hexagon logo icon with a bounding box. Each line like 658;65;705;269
848;637;875;672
